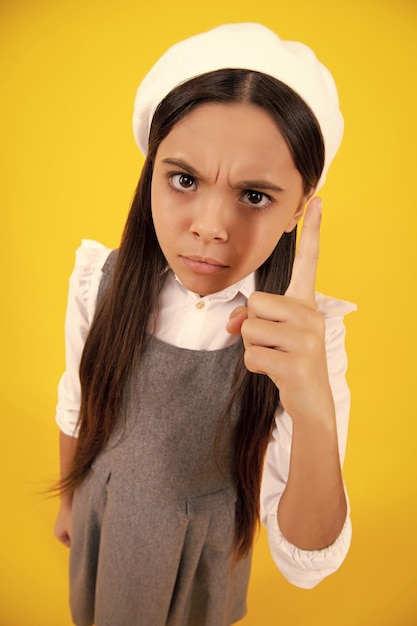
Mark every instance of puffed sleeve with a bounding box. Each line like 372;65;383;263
260;293;357;588
55;240;113;437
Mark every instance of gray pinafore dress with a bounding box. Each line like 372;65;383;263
69;254;252;626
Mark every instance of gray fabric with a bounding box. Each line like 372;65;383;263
70;253;252;625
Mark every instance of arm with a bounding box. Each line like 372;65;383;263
244;289;347;550
228;198;351;554
259;305;353;588
275;201;348;549
54;431;78;547
277;409;346;550
54;241;111;546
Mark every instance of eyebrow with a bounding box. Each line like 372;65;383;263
235;180;286;193
161;158;201;179
161;158;286;193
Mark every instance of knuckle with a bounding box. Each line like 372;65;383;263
240;317;251;341
244;344;268;375
243;344;257;372
247;290;262;311
303;308;325;333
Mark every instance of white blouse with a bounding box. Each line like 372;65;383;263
56;240;356;590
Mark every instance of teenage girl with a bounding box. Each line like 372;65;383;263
54;23;355;626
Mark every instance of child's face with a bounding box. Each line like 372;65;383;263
151;101;308;296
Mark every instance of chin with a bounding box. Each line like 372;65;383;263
180;275;226;297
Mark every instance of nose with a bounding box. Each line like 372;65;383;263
189;195;229;243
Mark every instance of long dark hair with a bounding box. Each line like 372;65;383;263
61;69;325;560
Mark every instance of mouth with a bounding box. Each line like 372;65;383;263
180;255;229;275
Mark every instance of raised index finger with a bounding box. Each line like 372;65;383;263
285;197;322;305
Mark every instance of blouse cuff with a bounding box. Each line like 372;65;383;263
264;512;352;589
55;403;80;438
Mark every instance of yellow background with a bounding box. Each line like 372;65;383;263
1;0;416;624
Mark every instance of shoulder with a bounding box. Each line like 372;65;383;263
69;239;115;323
73;239;114;273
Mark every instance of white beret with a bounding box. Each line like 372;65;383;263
133;23;343;189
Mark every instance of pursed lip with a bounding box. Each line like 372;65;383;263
182;255;228;267
180;255;229;274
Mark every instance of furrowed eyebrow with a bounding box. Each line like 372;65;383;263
235;180;286;193
161;158;201;179
161;159;286;193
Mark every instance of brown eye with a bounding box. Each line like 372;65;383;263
178;174;195;188
242;190;272;210
247;191;264;204
170;173;197;191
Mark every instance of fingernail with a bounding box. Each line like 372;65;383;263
229;306;244;319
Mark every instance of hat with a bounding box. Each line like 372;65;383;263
133;23;343;189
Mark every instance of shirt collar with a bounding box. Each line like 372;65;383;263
173;270;255;303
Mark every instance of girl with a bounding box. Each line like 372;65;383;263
54;23;355;626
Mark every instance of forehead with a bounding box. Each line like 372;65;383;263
163;101;282;145
155;101;299;181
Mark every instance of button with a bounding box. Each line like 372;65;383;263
196;301;205;310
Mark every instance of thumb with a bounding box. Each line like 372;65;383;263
226;306;248;335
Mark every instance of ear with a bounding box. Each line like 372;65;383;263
284;200;306;233
284;189;315;233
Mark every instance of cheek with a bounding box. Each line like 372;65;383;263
151;191;168;244
248;208;297;266
152;187;172;230
253;215;288;249
238;224;282;273
150;182;163;217
255;236;280;266
151;195;189;248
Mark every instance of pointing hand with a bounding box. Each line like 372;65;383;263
227;198;334;423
